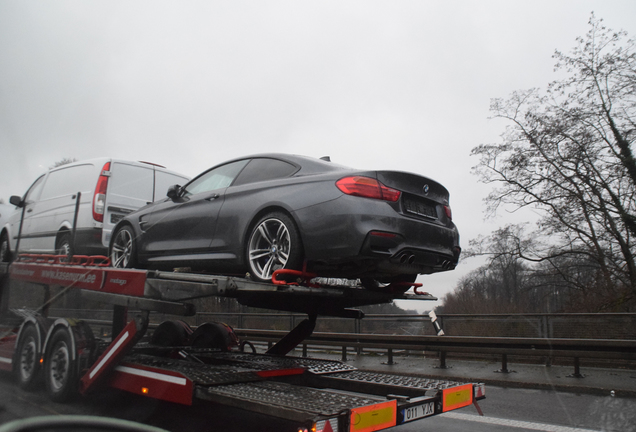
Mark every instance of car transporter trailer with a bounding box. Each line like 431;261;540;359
0;256;485;432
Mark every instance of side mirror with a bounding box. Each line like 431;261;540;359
166;184;181;199
9;196;23;208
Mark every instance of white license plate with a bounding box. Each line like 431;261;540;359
401;401;435;423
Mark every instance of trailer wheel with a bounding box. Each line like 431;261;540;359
44;327;78;402
191;322;239;351
14;325;40;390
151;320;193;347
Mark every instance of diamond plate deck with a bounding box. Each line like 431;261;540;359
326;370;465;391
207;352;357;374
200;381;381;417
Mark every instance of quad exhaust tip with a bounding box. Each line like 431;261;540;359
398;253;416;264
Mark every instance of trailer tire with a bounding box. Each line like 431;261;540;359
14;325;41;390
191;322;239;351
151;320;193;347
44;327;78;402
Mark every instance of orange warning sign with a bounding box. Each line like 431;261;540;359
349;400;396;432
442;384;473;412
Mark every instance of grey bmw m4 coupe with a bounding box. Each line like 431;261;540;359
109;154;460;288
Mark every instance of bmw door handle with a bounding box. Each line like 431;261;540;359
206;194;220;201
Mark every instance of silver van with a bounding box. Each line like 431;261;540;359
0;158;189;261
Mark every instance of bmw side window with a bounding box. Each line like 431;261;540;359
183;160;249;196
23;175;45;204
232;158;298;186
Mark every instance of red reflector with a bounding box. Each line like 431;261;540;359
370;231;397;238
336;176;401;202
93;162;111;223
256;368;305;378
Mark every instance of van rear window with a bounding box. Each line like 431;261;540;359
109;163;154;201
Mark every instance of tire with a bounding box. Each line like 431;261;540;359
44;327;78;402
0;232;11;263
151;320;193;347
14;325;40;390
246;212;303;283
190;322;239;351
110;225;138;269
56;232;72;262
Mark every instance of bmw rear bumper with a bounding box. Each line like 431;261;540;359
292;195;460;278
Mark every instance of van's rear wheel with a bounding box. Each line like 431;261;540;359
56;233;72;262
110;226;137;269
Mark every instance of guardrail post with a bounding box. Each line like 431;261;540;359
302;343;308;358
383;348;395;365
341;346;348;362
437;351;448;369
568;357;584;378
355;319;362;354
495;354;514;373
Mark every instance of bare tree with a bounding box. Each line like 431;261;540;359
49;158;77;169
471;15;636;310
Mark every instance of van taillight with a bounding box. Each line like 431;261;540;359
93;162;111;222
336;176;401;202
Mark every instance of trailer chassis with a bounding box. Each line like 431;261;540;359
0;258;484;432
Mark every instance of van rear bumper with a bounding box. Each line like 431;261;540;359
73;228;107;256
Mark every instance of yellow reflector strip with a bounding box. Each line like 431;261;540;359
442;384;473;412
350;400;396;432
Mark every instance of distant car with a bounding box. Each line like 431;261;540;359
0;158;190;262
109;154;460;288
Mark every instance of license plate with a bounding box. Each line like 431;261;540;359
400;401;435;423
403;197;437;219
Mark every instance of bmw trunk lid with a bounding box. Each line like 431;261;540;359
375;171;451;224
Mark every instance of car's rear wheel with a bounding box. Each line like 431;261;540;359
110;225;137;269
247;212;303;283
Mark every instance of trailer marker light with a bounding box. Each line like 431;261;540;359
141;387;149;394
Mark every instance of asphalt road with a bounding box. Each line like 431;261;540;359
0;371;634;432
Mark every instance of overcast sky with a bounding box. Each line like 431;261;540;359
1;1;635;310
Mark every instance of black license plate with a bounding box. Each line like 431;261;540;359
403;197;437;219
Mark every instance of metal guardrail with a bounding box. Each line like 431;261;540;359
50;309;636;378
233;329;636;378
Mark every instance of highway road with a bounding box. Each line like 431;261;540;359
0;371;634;432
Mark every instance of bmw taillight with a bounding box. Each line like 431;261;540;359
93;162;111;222
444;205;452;220
336;176;401;202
